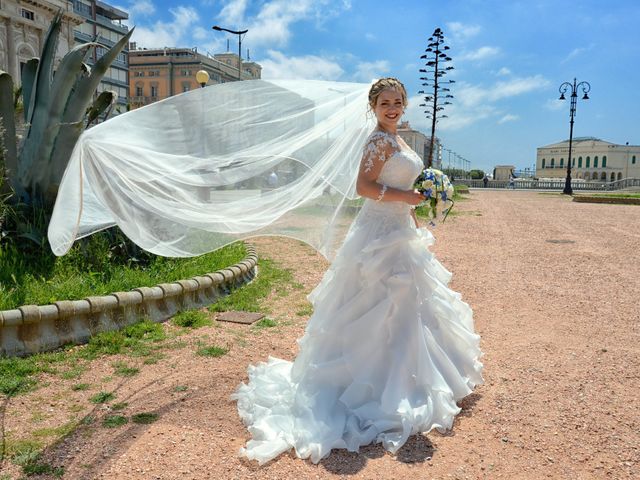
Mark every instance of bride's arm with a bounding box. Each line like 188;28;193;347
356;137;424;205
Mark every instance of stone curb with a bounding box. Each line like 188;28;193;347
572;196;640;205
0;245;258;357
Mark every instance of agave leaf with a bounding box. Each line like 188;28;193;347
86;90;117;126
29;43;98;194
62;27;134;123
20;59;39;123
18;10;63;192
0;70;18;186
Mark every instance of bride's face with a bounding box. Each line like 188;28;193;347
373;89;404;131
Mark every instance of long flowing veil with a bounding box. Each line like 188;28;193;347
48;79;376;259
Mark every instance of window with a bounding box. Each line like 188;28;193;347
135;86;143;97
602;155;607;167
134;71;144;77
181;70;192;76
182;83;190;93
578;156;582;168
541;158;545;168
560;158;564;167
586;156;590;168
550;158;555;167
150;85;158;97
572;158;575;167
594;156;598;168
21;9;35;20
148;70;160;77
633;155;637;165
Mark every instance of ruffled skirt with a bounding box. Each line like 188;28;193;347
232;204;483;464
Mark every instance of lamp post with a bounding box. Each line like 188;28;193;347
196;70;209;88
212;25;248;81
558;78;590;195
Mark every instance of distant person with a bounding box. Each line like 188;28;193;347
267;170;278;189
508;173;515;189
483;174;489;188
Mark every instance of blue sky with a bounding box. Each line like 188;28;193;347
119;0;640;173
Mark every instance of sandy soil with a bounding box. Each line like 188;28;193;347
2;190;639;479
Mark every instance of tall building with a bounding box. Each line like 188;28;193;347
397;121;442;169
128;47;262;109
537;137;640;181
71;0;130;112
0;0;83;83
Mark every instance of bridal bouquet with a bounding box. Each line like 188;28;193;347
415;168;455;224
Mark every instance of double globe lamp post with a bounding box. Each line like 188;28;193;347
558;78;591;195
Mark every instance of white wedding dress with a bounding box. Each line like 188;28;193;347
232;130;484;465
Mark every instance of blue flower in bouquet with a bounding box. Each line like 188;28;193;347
415;168;455;224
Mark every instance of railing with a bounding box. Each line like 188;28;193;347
466;178;640;190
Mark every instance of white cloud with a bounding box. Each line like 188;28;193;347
498;114;519;124
218;0;249;26
405;74;549;132
132;6;200;48
215;0;350;49
365;33;376;41
459;46;500;62
545;98;566;111
259;50;344;80
497;67;511;76
561;44;595;64
446;22;481;41
353;60;390;82
126;0;155;16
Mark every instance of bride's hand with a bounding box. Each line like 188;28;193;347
404;189;426;206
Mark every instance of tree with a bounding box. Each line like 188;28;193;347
419;28;454;168
469;169;485;179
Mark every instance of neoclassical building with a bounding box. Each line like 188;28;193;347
0;1;82;81
536;137;640;181
397;121;441;169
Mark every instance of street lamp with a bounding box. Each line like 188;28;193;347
558;78;590;195
212;25;249;81
196;70;209;88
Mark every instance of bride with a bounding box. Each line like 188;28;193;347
232;78;484;464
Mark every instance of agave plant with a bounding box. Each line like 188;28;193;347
0;10;134;207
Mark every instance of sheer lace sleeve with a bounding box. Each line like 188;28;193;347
360;131;398;176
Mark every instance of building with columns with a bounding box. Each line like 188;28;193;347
0;0;82;82
128;47;262;109
536;137;640;181
397;120;442;169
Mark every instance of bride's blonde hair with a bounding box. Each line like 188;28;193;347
368;78;408;111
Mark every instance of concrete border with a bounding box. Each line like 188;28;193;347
0;245;258;357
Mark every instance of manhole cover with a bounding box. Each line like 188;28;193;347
216;311;264;324
545;239;576;244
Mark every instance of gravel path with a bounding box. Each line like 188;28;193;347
3;190;639;479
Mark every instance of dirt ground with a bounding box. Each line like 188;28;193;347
2;190;639;479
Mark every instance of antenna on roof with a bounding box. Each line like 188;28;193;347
247;48;250;60
227;39;230;52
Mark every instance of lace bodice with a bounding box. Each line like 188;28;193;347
356;130;424;233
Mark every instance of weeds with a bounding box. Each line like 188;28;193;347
196;345;228;357
172;309;212;329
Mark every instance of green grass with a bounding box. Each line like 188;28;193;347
580;193;640;198
111;402;128;411
0;238;246;311
112;361;140;377
208;258;294;314
90;391;115;404
173;385;188;392
172;309;212;328
102;415;128;428
196;345;228;357
254;318;277;329
132;412;159;424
